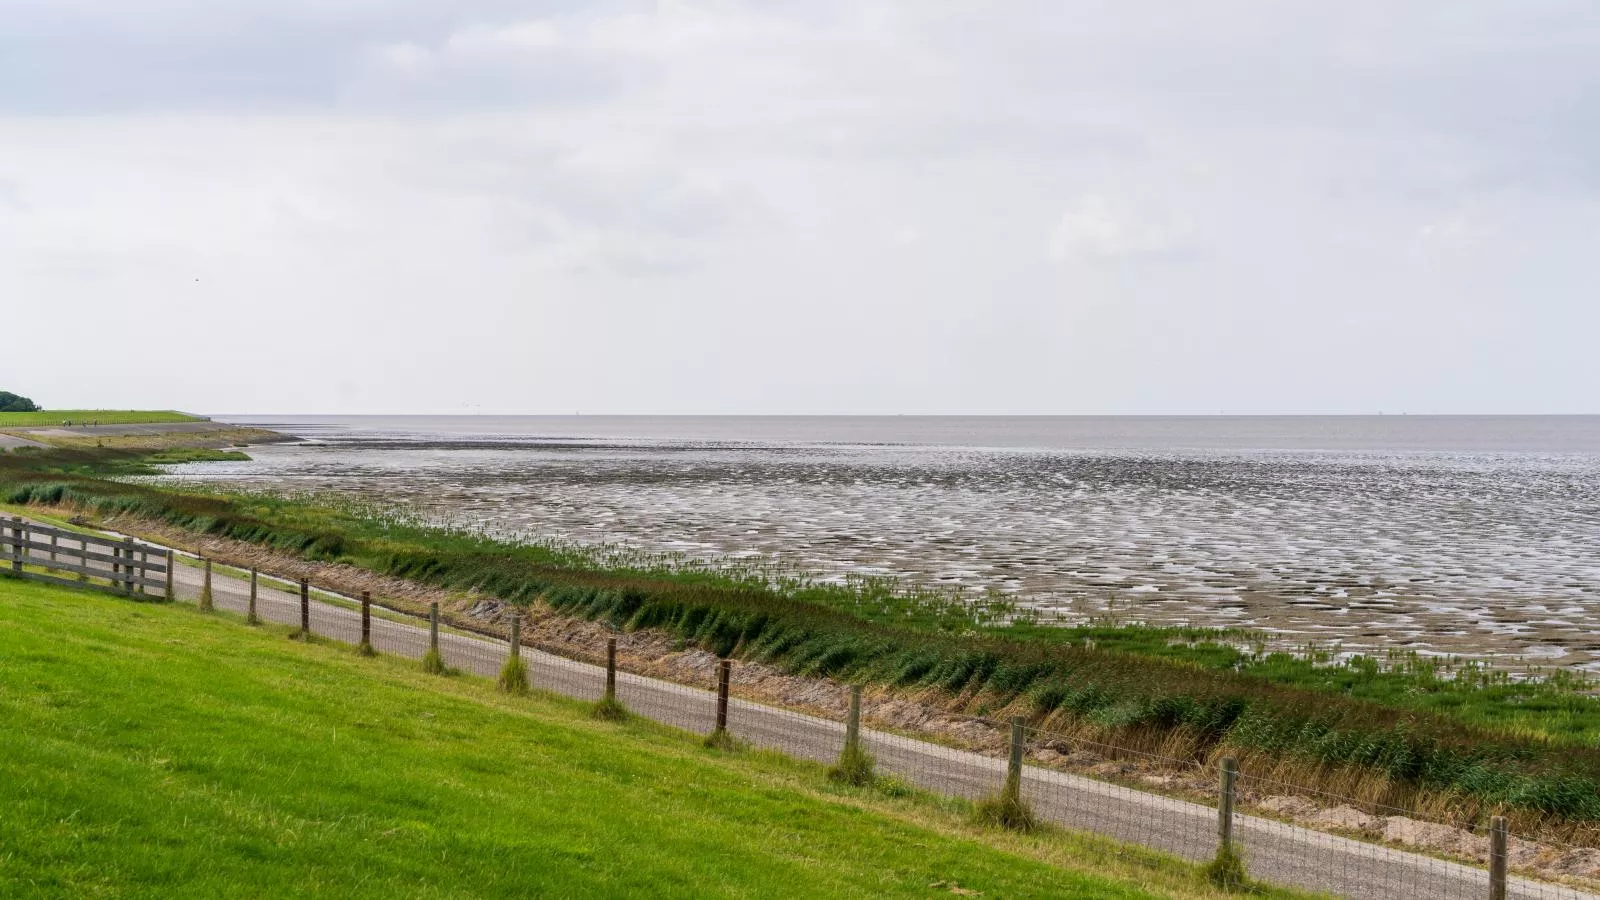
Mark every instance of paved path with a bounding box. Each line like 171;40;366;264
22;523;1595;900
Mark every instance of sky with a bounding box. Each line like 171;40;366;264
2;0;1597;415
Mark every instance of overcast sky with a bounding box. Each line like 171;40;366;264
3;1;1597;415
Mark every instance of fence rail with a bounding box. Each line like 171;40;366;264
9;517;1598;900
3;517;171;598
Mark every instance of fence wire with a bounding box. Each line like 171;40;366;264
137;549;1600;900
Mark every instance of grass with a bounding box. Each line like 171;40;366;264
0;410;202;427
5;446;1600;837
830;738;877;787
973;774;1039;833
146;448;251;464
0;575;1301;899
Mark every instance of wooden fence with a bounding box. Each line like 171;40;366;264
2;517;172;599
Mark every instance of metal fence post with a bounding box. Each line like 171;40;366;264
1489;815;1508;900
299;578;310;636
199;558;213;610
247;568;260;625
359;590;372;653
605;638;618;702
716;659;731;732
164;549;174;601
1219;757;1238;851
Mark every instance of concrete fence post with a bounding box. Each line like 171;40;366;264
298;578;310;637
247;568;260;625
605;638;618;702
1219;757;1238;851
716;659;731;732
358;590;372;654
164;549;174;601
1489;815;1508;900
199;558;214;610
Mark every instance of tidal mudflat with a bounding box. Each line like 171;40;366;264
190;416;1600;668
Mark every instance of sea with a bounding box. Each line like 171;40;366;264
188;415;1600;668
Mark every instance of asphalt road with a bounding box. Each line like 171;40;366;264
23;526;1593;900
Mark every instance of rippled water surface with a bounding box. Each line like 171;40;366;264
196;416;1600;666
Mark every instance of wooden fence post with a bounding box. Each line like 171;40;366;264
125;539;138;595
164;549;174;601
847;685;862;747
1489;815;1508;900
50;532;57;563
716;659;731;732
422;601;443;674
358;590;372;654
1219;757;1238;852
199;558;214;610
138;546;148;596
247;568;260;625
299;578;310;637
605;638;618;702
1008;716;1025;796
10;517;22;575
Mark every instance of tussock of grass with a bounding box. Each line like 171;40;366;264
703;729;742;752
497;655;529;695
973;775;1038;832
421;648;444;675
1201;843;1249;892
830;738;876;787
592;695;629;722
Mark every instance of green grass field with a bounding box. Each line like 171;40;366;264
0;410;202;427
0;575;1277;899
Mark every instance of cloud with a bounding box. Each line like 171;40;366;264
1047;196;1189;262
1;1;1597;412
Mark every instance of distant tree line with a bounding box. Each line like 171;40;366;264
0;392;40;412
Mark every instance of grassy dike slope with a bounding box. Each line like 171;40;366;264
0;578;1257;900
0;410;203;427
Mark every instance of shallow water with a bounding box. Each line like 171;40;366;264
192;416;1600;667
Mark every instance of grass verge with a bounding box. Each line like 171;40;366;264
0;575;1310;899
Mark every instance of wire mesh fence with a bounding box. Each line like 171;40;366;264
120;544;1600;900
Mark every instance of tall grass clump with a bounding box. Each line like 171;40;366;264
422;648;445;675
592;694;629;722
497;654;529;695
1202;842;1248;891
972;772;1037;832
829;738;876;787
